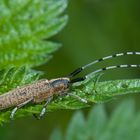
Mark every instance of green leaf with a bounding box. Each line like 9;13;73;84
100;99;135;140
0;0;68;68
86;105;107;140
45;74;140;111
72;74;140;103
65;111;86;140
49;99;140;140
0;66;41;94
49;128;63;140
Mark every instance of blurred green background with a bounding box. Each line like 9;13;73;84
0;0;140;139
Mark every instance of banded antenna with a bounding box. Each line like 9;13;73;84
68;52;140;78
67;52;140;83
70;64;140;83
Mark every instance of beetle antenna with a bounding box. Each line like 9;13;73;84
68;52;140;78
70;64;140;83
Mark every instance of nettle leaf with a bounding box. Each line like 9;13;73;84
49;99;140;140
46;73;140;110
0;67;41;94
0;72;140;124
0;0;68;68
65;111;86;140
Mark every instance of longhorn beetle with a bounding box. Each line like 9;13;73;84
0;52;140;120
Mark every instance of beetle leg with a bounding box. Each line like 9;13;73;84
33;96;53;120
67;93;88;103
10;97;33;120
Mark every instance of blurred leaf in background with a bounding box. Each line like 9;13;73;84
49;99;140;140
0;0;68;68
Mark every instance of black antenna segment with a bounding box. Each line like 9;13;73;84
68;52;140;83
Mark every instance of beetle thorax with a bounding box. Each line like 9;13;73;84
49;78;70;95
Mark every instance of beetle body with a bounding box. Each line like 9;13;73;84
0;78;70;111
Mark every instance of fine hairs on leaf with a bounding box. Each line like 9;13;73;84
49;99;140;140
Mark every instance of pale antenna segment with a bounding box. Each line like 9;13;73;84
85;64;140;79
82;52;140;69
